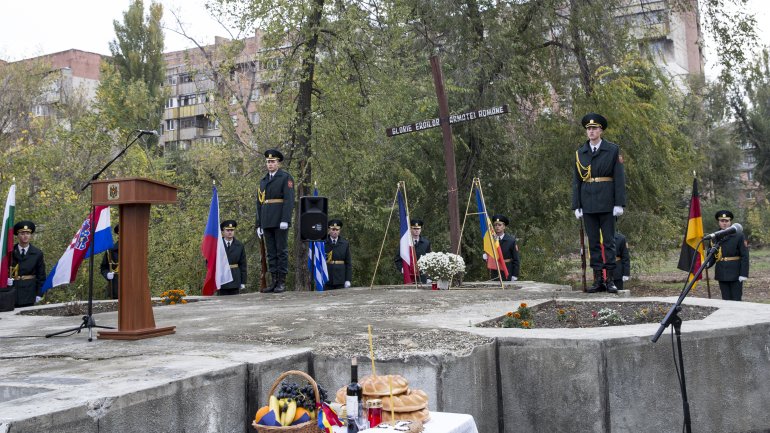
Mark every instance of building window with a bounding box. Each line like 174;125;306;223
179;73;194;83
747;170;753;181
165;98;177;108
166;119;176;131
179;94;197;106
251;88;260;101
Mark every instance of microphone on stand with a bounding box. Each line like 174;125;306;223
703;223;742;240
136;129;159;136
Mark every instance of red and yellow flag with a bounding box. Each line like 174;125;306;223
677;178;705;284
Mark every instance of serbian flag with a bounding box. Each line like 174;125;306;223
475;186;508;279
307;187;328;291
398;189;416;284
201;185;233;296
0;184;15;288
41;206;114;294
677;178;705;284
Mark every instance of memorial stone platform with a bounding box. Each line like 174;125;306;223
1;281;769;433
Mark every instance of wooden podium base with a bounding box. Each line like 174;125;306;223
98;326;176;341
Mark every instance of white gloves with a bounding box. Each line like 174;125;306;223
574;208;583;219
482;253;488;260
739;276;748;282
344;281;351;288
613;206;624;216
426;279;432;284
240;284;246;289
35;296;42;303
279;222;289;230
107;272;114;280
622;276;630;282
511;276;518;281
257;227;264;237
6;278;13;286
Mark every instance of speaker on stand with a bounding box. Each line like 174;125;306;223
299;196;328;242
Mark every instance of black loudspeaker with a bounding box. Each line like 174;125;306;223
299;196;328;241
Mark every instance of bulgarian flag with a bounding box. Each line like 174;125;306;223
475;186;508;279
677;178;705;285
0;184;15;288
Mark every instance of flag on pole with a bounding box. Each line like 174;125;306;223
677;178;705;284
201;185;233;296
475;186;509;279
307;187;328;291
41;206;114;294
0;184;16;289
397;189;416;284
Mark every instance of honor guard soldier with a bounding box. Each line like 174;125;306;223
100;224;120;299
707;210;749;301
256;149;295;293
394;219;432;283
8;221;46;307
486;214;520;281
572;113;626;294
219;220;247;295
612;230;631;291
324;219;352;290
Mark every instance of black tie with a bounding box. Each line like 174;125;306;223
21;248;26;258
592;147;596;154
226;241;231;248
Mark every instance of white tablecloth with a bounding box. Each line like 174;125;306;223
332;411;478;433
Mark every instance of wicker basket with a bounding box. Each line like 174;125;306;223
253;370;324;433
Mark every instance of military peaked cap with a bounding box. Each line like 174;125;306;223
328;219;343;229
491;214;509;226
14;220;35;234
264;148;284;161
582;113;608;130
220;220;238;230
715;210;733;221
410;219;424;228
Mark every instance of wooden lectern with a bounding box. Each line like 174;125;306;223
91;178;178;340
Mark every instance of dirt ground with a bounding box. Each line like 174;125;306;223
627;267;770;302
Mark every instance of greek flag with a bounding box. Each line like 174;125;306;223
307;187;328;291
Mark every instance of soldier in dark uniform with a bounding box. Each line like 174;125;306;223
256;148;295;293
394;219;432;283
324;219;352;290
707;210;749;301
8;221;46;307
612;231;631;291
572;113;626;294
487;214;520;281
219;220;247;296
100;224;120;299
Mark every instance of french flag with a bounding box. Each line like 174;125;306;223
201;186;233;296
41;206;114;294
397;190;416;284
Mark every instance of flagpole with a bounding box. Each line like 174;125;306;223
370;184;401;289
400;181;420;288
457;178;477;256
475;179;505;290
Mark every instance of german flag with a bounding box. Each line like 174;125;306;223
677;178;705;284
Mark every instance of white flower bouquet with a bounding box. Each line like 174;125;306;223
417;252;466;281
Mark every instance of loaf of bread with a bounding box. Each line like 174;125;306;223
360;374;409;396
382;407;430;424
380;389;429;412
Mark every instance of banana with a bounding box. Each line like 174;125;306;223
280;410;287;426
284;399;297;426
269;395;279;413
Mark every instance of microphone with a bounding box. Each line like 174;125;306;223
137;129;159;136
704;223;742;240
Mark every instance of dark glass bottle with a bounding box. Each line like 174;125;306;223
346;357;363;432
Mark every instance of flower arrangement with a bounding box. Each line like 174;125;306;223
161;289;187;305
596;307;625;326
417;252;466;281
503;302;533;329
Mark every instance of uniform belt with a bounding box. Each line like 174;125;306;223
14;275;36;281
720;256;740;261
503;259;512;263
264;199;284;204
229;264;239;268
585;177;613;183
327;260;345;265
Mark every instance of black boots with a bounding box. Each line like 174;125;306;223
261;273;278;293
273;273;286;293
587;270;605;293
605;278;618;294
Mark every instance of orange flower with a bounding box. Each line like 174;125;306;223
520;303;528;308
513;312;521;319
506;312;513;317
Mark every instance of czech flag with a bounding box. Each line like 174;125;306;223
398;189;416;284
0;184;15;288
475;186;508;279
41;206;114;294
306;187;328;291
201;185;233;296
677;178;705;284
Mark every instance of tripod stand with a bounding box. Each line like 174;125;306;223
45;130;154;341
652;238;722;433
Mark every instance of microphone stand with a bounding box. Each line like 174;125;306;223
46;131;151;341
651;238;722;433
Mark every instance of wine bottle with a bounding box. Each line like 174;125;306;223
346;357;363;433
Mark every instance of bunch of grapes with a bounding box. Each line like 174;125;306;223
276;380;329;411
